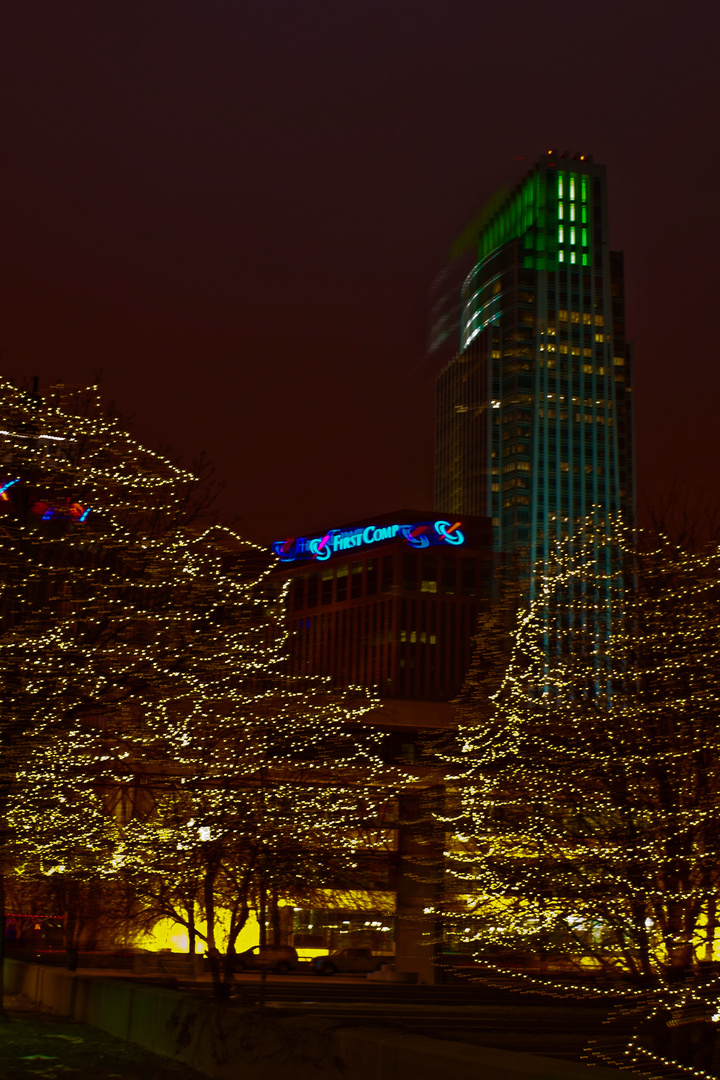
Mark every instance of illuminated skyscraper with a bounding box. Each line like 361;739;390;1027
435;152;634;582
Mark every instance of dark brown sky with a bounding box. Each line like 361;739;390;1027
2;1;719;543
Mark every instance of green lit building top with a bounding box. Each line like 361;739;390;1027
435;150;634;584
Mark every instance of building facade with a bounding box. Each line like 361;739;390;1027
273;509;491;704
435;152;635;580
271;510;492;976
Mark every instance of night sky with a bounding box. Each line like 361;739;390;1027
2;1;719;544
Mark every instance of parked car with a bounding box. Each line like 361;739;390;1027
311;947;392;976
235;945;302;974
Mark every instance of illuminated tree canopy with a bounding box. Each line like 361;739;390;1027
0;378;398;993
0;377;226;967
439;517;720;1071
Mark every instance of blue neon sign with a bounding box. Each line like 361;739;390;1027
272;519;465;563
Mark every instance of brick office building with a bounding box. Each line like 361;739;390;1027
273;509;492;708
270;510;492;978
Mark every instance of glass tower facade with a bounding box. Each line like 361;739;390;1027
435;152;634;581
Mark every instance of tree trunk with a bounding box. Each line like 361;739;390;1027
705;894;717;962
220;901;244;1001
0;869;6;1019
203;870;222;999
65;883;79;972
258;879;267;947
271;885;281;946
187;902;196;956
221;867;253;1000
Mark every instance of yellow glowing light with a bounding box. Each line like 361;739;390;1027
430;514;720;1077
1;378;406;986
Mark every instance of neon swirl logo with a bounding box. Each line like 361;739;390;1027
272;518;465;563
308;534;332;561
434;520;464;545
273;538;297;562
399;524;429;549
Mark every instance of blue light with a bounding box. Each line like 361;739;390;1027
272;539;298;562
308;536;331;561
273;518;466;563
434;520;465;545
400;525;429;549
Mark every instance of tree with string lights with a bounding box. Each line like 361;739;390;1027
120;565;398;998
0;377;398;997
439;515;720;1074
0;376;221;978
6;726;141;964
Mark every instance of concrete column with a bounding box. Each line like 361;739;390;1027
394;787;444;985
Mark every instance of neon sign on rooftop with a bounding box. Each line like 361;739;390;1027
272;519;464;563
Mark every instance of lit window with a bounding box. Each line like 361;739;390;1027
570;228;576;245
570;204;575;221
581;228;587;247
594;314;604;326
558;310;568;321
558;226;564;243
583;313;592;324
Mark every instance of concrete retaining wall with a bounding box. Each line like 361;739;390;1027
3;958;634;1080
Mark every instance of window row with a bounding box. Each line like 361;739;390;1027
290;554;486;609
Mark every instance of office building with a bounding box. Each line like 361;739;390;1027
271;509;491;977
273;509;491;707
435;152;634;579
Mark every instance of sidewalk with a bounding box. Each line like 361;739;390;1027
1;994;203;1080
